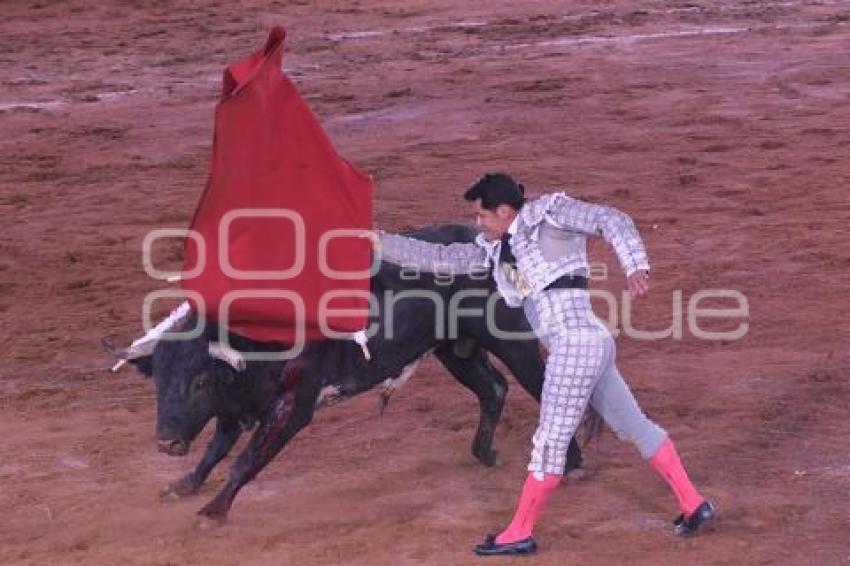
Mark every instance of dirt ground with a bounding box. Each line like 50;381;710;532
1;0;849;564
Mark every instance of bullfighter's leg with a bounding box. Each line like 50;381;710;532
434;342;506;467
161;416;242;499
197;369;320;523
589;353;714;536
484;330;610;549
487;337;584;474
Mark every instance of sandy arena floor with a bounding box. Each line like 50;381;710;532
1;0;849;564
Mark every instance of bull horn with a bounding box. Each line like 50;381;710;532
109;301;192;372
351;329;371;361
208;342;247;372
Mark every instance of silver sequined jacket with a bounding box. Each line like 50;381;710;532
378;192;650;299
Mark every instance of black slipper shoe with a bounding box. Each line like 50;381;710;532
474;534;538;556
673;500;717;537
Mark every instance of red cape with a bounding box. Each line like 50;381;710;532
182;27;373;343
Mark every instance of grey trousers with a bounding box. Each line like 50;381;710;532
523;290;668;477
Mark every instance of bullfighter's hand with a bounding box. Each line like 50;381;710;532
627;269;650;299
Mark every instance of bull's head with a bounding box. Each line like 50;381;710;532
147;336;246;456
110;303;248;456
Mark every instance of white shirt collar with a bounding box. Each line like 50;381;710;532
475;213;520;252
507;213;519;236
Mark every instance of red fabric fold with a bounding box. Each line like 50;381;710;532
182;26;373;343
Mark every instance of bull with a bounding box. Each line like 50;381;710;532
112;224;584;523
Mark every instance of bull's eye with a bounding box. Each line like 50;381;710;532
192;374;211;394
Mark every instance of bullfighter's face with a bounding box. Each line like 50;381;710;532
471;199;518;240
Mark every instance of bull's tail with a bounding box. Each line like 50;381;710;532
579;407;604;449
378;391;391;418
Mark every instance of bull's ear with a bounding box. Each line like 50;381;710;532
128;356;154;378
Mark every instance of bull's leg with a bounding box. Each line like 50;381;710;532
162;416;242;499
489;340;584;474
197;376;319;523
434;342;506;467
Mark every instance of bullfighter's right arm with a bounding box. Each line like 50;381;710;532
376;231;490;275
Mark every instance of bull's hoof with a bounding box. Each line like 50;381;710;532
473;447;498;467
160;474;199;500
567;467;588;481
195;513;226;530
197;501;229;528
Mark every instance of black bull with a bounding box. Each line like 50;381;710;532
127;224;584;523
